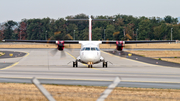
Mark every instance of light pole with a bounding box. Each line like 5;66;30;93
74;30;75;40
123;29;125;40
136;28;138;40
171;28;173;41
45;30;47;40
104;29;106;40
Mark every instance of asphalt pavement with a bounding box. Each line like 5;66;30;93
0;48;180;89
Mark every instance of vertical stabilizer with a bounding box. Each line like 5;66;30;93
89;15;92;41
67;15;115;41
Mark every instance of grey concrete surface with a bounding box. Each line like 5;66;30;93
0;48;180;89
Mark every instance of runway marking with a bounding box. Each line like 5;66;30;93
23;52;29;57
0;76;180;84
65;51;76;59
0;62;19;70
0;50;29;59
65;51;88;67
0;51;30;70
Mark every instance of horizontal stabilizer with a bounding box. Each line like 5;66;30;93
92;19;115;21
66;19;88;21
67;19;115;21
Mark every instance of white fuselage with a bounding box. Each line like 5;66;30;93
78;41;104;64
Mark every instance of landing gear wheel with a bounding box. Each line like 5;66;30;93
75;61;78;67
105;62;107;68
73;62;75;67
103;62;107;68
88;65;92;68
73;61;78;68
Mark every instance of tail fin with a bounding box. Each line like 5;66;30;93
89;15;92;41
67;15;115;41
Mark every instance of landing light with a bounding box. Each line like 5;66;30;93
88;62;93;65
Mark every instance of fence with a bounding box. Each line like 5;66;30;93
0;77;180;101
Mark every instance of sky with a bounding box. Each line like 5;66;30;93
0;0;180;22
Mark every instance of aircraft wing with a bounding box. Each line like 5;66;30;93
102;40;176;44
2;40;79;44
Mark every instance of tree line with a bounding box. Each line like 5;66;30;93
0;13;180;41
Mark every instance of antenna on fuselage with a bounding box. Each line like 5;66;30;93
66;15;115;41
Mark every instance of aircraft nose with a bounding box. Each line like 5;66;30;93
86;54;95;61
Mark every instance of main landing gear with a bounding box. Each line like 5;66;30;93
73;61;78;67
103;61;107;68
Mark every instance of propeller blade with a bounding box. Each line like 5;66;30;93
50;48;58;56
64;44;74;52
60;51;66;58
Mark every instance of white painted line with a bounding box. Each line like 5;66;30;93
97;77;121;101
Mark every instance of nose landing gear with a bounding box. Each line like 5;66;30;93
88;65;92;68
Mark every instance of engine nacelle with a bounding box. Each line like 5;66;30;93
116;41;125;51
56;41;64;50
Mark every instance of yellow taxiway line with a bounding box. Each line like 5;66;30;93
101;50;175;68
0;51;29;70
0;62;19;70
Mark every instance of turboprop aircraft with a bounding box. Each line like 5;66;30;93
2;15;175;68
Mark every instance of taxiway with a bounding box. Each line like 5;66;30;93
0;48;180;89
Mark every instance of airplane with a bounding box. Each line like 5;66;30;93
2;15;176;68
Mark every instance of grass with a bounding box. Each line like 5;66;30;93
128;51;180;64
0;83;180;101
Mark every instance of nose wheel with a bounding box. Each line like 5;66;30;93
103;62;107;68
88;65;92;68
73;61;78;67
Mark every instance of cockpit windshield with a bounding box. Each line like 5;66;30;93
81;47;100;51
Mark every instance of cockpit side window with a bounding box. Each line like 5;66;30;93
96;47;100;51
81;47;85;51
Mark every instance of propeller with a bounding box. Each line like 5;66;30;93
49;44;74;58
61;50;66;58
110;41;134;57
50;48;58;56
